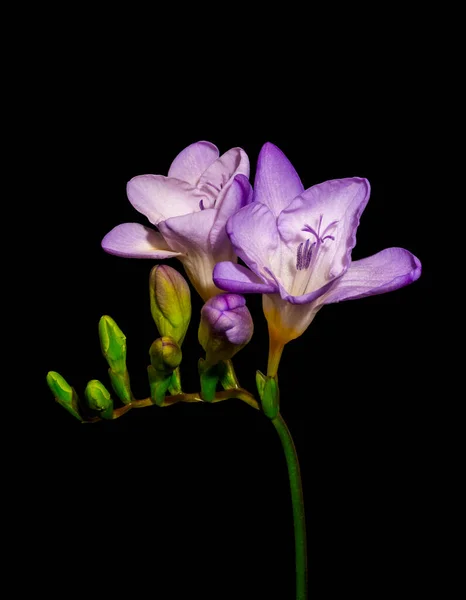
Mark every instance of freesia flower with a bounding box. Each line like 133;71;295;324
102;141;252;301
213;143;421;375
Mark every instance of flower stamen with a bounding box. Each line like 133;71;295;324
296;239;315;270
296;215;338;272
302;214;338;244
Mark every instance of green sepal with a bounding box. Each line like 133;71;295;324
108;369;132;405
219;359;240;390
147;365;172;406
168;367;182;395
46;371;83;421
99;316;127;373
198;358;220;403
84;379;114;420
256;370;280;419
256;370;266;398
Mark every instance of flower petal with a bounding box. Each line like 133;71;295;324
209;174;253;261
157;209;217;255
126;175;202;225
226;201;280;279
254;142;304;217
197;147;250;197
101;223;183;259
213;262;278;294
158;209;220;299
167;141;219;186
278;178;370;291
322;247;422;304
201;294;253;346
274;273;337;305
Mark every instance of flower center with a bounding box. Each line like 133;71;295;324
295;215;338;271
290;215;338;296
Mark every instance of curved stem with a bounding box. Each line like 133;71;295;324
83;388;259;422
212;388;260;410
271;413;307;600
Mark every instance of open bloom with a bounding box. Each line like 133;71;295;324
213;143;421;373
102;141;251;300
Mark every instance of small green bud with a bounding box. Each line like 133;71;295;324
99;315;127;373
149;336;182;374
149;265;191;345
46;371;82;421
84;380;113;420
47;371;73;403
256;371;280;419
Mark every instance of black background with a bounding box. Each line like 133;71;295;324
17;19;441;598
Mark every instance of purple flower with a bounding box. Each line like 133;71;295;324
198;294;253;366
213;143;421;373
102;141;252;301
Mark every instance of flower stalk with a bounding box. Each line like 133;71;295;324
272;414;308;600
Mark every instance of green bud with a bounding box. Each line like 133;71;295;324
256;371;280;419
99;315;127;373
84;380;114;420
149;336;182;374
46;371;82;421
149;265;191;345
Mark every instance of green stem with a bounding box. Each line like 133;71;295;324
271;413;307;600
82;388;260;422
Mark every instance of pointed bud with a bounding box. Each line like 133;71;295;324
46;371;82;421
84;380;113;420
198;294;253;367
149;336;182;374
99;315;127;373
149;265;191;345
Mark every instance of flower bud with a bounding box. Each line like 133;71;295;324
198;294;253;366
149;336;182;374
99;315;127;373
84;380;113;420
149;265;191;345
46;371;82;421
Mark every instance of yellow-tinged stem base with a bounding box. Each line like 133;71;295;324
267;335;285;378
